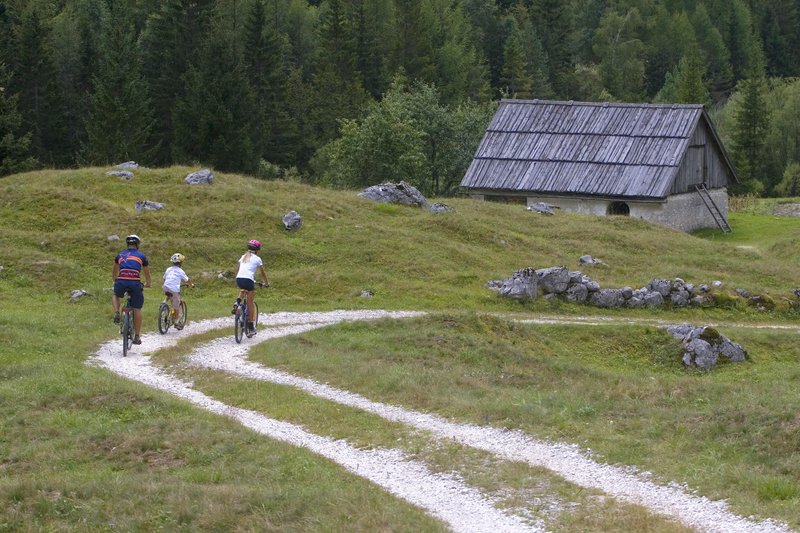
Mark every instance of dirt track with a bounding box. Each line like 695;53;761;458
88;311;796;533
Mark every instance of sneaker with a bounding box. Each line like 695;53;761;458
175;323;184;331
246;322;255;337
113;311;120;324
132;335;142;345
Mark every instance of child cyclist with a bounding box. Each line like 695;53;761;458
163;253;194;329
234;239;270;335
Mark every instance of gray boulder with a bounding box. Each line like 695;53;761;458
115;161;139;169
135;200;165;213
684;338;718;369
496;267;538;301
282;210;303;231
429;202;453;213
585;279;601;292
719;338;747;362
69;289;90;302
536;266;570;294
106;170;134;180
648;279;672;297
185;168;214;185
579;255;603;265
359;181;427;207
643;291;664;308
670;290;691;307
527;202;555;215
589;288;626;308
565;283;589;303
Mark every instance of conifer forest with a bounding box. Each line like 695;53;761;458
1;0;800;196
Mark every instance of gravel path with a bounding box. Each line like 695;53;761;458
89;310;795;533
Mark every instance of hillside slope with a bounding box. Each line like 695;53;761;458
2;166;799;312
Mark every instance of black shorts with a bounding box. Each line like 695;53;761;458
236;278;255;291
114;279;144;308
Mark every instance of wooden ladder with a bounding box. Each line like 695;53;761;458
694;183;731;233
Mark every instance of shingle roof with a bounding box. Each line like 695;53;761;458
461;99;720;199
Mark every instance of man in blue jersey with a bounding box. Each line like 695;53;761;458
112;234;152;345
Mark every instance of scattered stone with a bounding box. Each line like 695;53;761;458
429;202;453;213
360;289;374;298
712;280;723;287
527;202;555;215
358;181;427;207
39;241;48;249
579;255;604;265
282;210;303;231
69;289;90;302
115;161;139;169
107;234;120;241
106;170;134;180
667;325;748;370
185;168;214;185
736;288;750;298
135;200;165;213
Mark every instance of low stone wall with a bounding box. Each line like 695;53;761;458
488;266;713;309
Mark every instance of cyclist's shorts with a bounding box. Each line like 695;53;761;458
236;277;255;291
114;279;144;308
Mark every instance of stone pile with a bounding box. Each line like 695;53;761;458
489;266;714;309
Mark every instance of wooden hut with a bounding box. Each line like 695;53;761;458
460;99;738;232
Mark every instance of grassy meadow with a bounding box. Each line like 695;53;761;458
2;167;800;531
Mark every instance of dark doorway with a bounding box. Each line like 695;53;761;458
608;202;630;216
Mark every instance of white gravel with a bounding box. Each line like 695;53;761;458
89;310;795;533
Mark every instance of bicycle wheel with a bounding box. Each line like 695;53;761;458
158;302;171;334
176;301;187;330
234;305;245;344
122;311;133;357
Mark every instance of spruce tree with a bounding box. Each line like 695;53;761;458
172;26;258;173
84;3;155;165
731;56;769;194
139;0;215;164
9;9;71;166
309;0;369;146
243;0;296;167
0;62;37;176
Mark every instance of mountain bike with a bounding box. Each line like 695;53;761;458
233;282;267;343
158;285;190;334
120;291;134;357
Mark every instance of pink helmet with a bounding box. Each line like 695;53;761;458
247;239;261;251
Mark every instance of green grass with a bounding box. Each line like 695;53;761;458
3;167;800;530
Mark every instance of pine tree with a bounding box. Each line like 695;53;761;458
84;3;155;165
0;62;37;176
